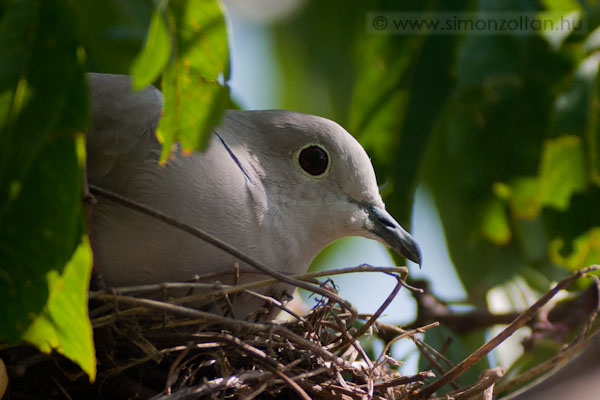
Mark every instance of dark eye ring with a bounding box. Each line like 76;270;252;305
297;144;330;177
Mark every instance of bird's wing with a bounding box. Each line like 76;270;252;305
85;74;267;287
86;73;163;193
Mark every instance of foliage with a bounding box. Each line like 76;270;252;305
0;0;230;380
271;0;600;388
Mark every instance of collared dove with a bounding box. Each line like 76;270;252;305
87;73;421;320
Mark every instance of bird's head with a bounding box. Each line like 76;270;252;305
218;110;422;267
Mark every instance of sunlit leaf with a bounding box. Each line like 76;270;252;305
537;7;582;50
482;197;511;245
550;227;600;270
157;0;229;161
539;135;586;210
131;9;171;90
496;178;541;220
23;237;95;380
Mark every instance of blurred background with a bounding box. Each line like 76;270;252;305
3;0;600;391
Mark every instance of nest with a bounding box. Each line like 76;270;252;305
2;265;436;399
3;265;600;400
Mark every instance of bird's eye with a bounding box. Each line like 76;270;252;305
297;145;330;177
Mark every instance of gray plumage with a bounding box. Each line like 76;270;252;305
87;73;421;320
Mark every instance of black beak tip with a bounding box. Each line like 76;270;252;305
405;240;422;269
366;205;423;269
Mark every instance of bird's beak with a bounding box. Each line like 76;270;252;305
366;205;422;267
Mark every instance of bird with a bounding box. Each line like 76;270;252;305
86;73;421;320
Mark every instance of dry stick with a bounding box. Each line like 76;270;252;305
90;266;406;330
356;273;405;339
94;293;352;369
417;265;600;399
569;273;600;347
243;289;307;324
374;322;440;369
90;265;407;323
269;368;312;400
413;339;460;391
330;312;374;373
329;271;406;355
482;384;494;400
414;337;454;369
175;265;409;307
165;345;191;394
493;327;600;397
150;374;246;400
89;282;232;297
194;332;284;369
429;367;504;400
89;184;359;324
358;371;435;390
239;382;268;400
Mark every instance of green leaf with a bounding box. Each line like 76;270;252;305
156;0;230;161
158;66;229;158
174;0;229;81
481;197;511;245
539;135;587;210
537;0;582;51
496;178;542;220
131;9;171;90
587;54;600;186
551;54;600;138
550;227;600;270
74;0;153;74
23;237;95;380
0;0;89;342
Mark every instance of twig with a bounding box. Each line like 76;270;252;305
93;293;353;369
89;184;359;324
413;339;460;391
270;368;312;400
374;323;440;369
417;266;600;399
429;367;504;400
240;382;268;400
243;289;308;325
89;282;231;298
359;371;435;390
174;265;408;307
165;345;190;394
355;273;405;339
569;273;600;346
493;327;600;396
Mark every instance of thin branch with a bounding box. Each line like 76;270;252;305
173;265;408;306
93;293;353;369
493;327;600;396
417;265;600;399
89;184;359;324
429;367;504;400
